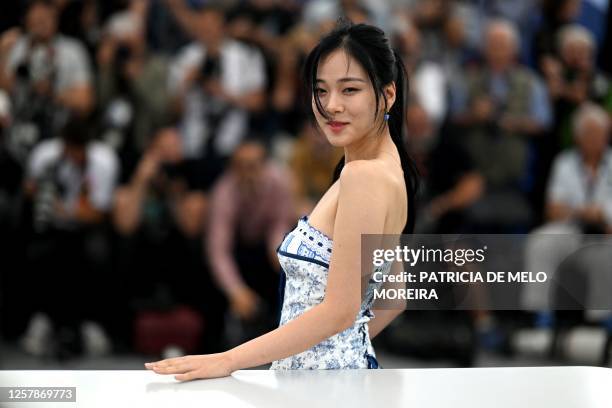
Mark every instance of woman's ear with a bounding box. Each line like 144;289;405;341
384;82;396;111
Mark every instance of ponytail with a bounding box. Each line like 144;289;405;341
389;49;419;234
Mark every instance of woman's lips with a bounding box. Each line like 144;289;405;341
327;121;348;133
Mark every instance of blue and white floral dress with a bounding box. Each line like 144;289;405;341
269;215;392;370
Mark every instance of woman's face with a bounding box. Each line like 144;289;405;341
312;50;383;147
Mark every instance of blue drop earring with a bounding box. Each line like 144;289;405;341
384;111;390;121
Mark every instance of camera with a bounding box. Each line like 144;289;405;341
15;62;30;81
199;55;221;81
115;44;132;68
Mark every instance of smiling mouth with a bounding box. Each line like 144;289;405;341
327;121;348;132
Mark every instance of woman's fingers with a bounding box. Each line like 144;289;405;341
145;357;174;367
158;361;195;374
145;356;197;374
151;356;187;367
146;354;232;381
153;365;186;374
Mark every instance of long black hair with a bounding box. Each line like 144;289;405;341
303;20;419;234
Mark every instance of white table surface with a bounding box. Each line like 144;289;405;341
1;366;611;408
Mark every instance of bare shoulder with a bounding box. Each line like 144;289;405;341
339;159;396;190
339;159;404;200
338;159;407;233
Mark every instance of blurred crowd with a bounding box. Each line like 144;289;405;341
0;0;611;365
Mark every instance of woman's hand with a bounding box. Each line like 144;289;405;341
145;352;235;382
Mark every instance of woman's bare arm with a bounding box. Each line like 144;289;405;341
146;160;391;380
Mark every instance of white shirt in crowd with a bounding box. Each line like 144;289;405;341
168;39;266;159
6;34;92;94
547;148;612;226
413;62;447;124
27;138;120;218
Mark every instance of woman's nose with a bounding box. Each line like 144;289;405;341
326;91;344;114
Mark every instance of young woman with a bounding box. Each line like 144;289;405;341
145;20;418;380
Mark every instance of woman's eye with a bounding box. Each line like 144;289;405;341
343;88;359;94
315;88;327;95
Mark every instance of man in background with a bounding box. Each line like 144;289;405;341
0;0;93;159
20;115;119;359
206;138;294;347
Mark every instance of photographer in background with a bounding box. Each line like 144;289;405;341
112;127;206;242
20;115;119;360
542;24;611;151
450;19;552;231
0;0;93;161
542;102;612;234
167;2;266;192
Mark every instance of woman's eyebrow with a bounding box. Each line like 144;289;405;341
315;77;367;84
